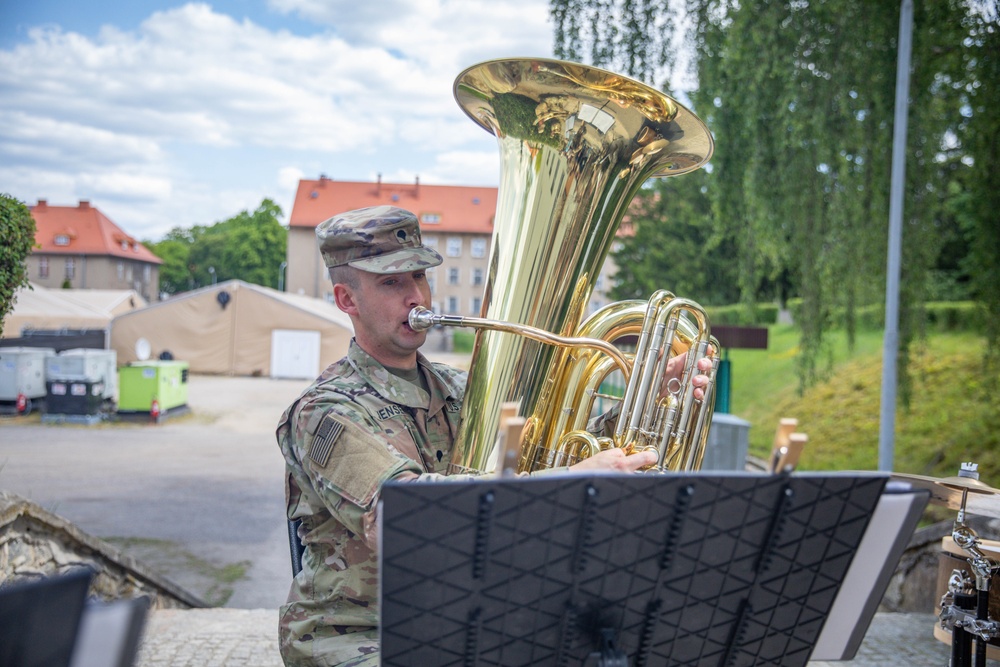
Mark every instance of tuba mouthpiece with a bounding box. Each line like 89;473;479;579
408;306;436;332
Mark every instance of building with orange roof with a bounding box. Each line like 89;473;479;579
286;176;620;318
28;200;162;302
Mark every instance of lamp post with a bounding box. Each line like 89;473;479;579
279;261;288;292
208;266;216;285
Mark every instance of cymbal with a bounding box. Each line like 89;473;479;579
890;472;1000;519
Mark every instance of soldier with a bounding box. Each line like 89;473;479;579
276;205;711;666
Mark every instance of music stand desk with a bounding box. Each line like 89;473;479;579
379;471;927;667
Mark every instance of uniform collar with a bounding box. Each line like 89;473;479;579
347;339;458;413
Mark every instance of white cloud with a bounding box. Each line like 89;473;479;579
0;1;555;239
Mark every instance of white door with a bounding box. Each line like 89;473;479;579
271;329;321;379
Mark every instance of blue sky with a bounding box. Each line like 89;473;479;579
0;0;556;239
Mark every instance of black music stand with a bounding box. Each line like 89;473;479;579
379;472;928;667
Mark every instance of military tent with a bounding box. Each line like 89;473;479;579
2;284;146;337
110;280;353;378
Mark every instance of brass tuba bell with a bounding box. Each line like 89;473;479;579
412;58;718;475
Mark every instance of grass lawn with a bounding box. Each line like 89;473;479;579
727;326;998;482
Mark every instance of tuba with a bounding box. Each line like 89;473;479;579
413;58;718;475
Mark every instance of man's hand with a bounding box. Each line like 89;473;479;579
568;447;656;473
660;350;715;401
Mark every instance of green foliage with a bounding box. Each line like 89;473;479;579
145;199;287;294
0;194;37;336
551;0;999;399
611;173;740;306
453;330;475;354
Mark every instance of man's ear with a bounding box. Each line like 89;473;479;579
332;283;358;315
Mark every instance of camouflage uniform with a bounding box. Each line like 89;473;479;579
275;205;611;666
276;339;466;666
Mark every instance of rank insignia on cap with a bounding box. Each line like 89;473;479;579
309;415;344;468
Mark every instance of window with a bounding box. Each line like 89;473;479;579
471;297;482;315
423;236;439;248
143;265;151;282
472;268;484;287
427;271;436;292
39;257;49;278
447;297;458;314
421;213;441;224
126;265;133;282
448;268;460;286
65;258;75;279
117;262;124;281
471;238;487;258
446;237;462;257
54;234;70;246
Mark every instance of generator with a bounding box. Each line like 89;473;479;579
118;361;189;414
45;349;118;401
0;347;56;413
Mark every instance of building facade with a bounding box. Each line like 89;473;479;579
286;176;620;318
27;200;162;301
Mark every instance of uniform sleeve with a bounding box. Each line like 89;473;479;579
586;403;621;440
293;398;422;539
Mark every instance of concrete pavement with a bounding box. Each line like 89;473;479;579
134;608;960;666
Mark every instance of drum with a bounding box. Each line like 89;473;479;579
933;535;1000;659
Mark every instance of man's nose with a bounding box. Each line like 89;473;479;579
404;279;425;306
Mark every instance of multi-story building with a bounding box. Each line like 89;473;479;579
286;176;621;318
27;200;162;301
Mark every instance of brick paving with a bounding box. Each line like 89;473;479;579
135;609;973;666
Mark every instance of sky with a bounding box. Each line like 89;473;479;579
0;0;557;240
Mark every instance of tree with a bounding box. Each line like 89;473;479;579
611;171;740;307
0;194;37;336
551;0;998;394
146;199;287;295
144;227;194;295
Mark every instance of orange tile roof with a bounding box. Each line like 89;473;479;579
30;200;162;264
288;177;498;235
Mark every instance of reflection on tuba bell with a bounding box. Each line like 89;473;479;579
415;58;719;475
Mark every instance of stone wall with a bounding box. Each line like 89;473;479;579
0;492;204;609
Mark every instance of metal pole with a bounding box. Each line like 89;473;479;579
879;0;913;472
279;261;288;292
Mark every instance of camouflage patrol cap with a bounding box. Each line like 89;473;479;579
316;205;443;274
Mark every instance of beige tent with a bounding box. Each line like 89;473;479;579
2;284;146;337
110;280;353;377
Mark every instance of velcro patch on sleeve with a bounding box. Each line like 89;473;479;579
309;414;344;468
306;414;414;508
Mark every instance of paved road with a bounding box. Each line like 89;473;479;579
0;373;306;608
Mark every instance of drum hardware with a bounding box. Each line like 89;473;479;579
934;463;1000;667
889;469;1000;520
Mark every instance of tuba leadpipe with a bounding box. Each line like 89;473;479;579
441;57;717;475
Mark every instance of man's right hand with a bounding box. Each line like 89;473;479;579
568;448;656;473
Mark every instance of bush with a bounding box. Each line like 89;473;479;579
785;299;981;334
706;303;779;326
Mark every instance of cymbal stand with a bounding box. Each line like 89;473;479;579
940;467;999;667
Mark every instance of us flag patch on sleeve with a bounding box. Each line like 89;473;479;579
309;415;344;468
